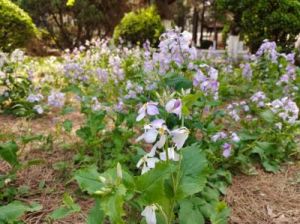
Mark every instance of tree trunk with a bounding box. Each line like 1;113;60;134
192;6;199;45
214;19;218;49
199;0;206;47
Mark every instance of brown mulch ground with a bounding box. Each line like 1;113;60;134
226;163;300;224
1;113;300;223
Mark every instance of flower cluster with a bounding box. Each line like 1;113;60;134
226;101;250;121
136;98;189;174
250;91;267;107
268;97;299;124
256;40;278;62
26;93;43;103
192;65;219;99
48;90;65;108
149;30;196;74
240;63;252;79
124;81;144;100
211;131;240;158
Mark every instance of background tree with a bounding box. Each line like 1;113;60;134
0;0;37;52
13;0;128;49
216;0;300;52
113;6;164;46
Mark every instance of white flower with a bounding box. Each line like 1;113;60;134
136;119;169;156
33;105;44;114
136;154;160;174
141;205;157;224
181;31;193;43
159;147;180;161
136;125;158;144
91;97;102;111
170;127;189;149
275;122;282;130
231;132;240;142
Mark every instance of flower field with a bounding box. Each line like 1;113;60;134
0;30;300;224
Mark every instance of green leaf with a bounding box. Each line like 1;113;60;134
137;162;176;204
176;144;208;199
49;206;80;220
87;198;104;224
210;201;230;224
0;141;19;166
49;193;81;220
164;74;193;90
179;198;205;224
0;201;42;222
74;166;104;194
260;110;274;123
63;120;73;133
20;134;43;144
100;188;126;224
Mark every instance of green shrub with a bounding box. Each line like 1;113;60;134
0;0;37;52
113;6;164;46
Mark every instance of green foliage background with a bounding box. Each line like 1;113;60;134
0;0;37;52
216;0;300;52
113;6;165;46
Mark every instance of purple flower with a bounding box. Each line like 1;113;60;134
286;53;295;64
256;40;278;62
96;68;108;83
115;100;124;112
165;99;182;118
231;132;240;142
269;97;299;124
222;143;232;158
193;66;219;99
241;63;252;79
250;91;266;107
211;132;227;142
136;102;159;121
193;69;206;87
48;90;65;108
27;93;43;103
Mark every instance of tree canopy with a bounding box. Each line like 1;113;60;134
0;0;37;51
13;0;128;49
216;0;300;51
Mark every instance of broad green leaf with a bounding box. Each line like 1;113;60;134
164;74;193;90
0;201;42;222
74;166;104;194
260;110;274;123
179;199;205;224
49;194;81;220
49;206;81;220
0;141;19;166
137;162;176;204
100;187;126;224
210;201;230;224
87;198;104;224
176;144;208;199
201;186;220;202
